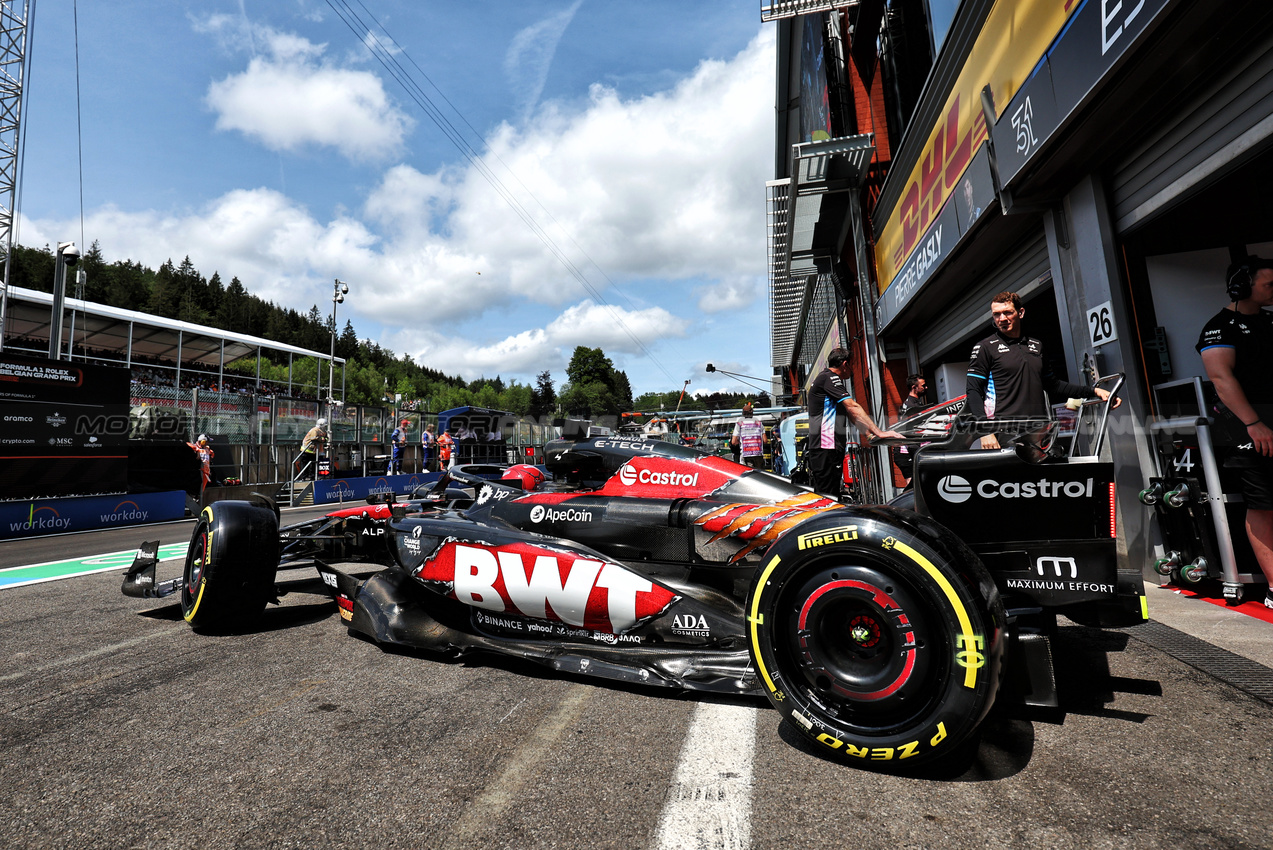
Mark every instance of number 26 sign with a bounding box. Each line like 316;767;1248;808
1087;300;1118;347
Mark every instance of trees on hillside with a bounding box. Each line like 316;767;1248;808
558;346;634;418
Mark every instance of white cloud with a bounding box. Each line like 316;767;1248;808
202;19;412;161
353;25;775;320
383;299;688;382
696;276;763;313
27;25;776;391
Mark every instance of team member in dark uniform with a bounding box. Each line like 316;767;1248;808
965;291;1114;449
1197;257;1273;608
806;348;902;498
893;375;927;485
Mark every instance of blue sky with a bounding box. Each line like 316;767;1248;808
18;1;775;400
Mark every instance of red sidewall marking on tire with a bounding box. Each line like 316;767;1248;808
797;578;916;701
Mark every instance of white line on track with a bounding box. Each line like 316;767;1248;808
0;631;182;684
654;701;758;850
440;685;592;850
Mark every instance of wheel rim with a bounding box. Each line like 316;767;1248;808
779;559;945;733
184;523;211;607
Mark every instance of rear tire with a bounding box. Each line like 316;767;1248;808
182;500;280;631
747;508;1004;768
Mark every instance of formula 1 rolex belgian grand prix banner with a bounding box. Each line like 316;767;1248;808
0;354;130;500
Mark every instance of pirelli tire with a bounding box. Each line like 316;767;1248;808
747;508;1005;768
182;500;281;631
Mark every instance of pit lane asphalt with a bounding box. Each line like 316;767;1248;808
1;518;1270;849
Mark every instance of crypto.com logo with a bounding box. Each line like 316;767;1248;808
937;475;972;504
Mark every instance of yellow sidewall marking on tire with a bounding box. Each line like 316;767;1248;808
748;555;782;694
890;539;979;689
184;580;206;622
185;510;215;623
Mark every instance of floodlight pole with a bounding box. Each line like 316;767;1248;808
329;278;349;423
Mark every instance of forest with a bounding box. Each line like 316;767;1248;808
9;241;761;417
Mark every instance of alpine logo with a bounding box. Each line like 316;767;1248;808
1036;556;1078;578
416;542;677;632
617;463;700;489
671;613;711;637
528;505;593;523
938;475;1094;501
937;475;972;503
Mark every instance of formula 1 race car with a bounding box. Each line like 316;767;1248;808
123;392;1145;770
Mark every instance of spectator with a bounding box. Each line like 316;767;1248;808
730;402;767;469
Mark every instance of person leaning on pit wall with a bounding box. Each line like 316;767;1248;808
297;418;328;480
964;290;1116;449
806;348;904;498
187;433;214;492
1197;257;1273;609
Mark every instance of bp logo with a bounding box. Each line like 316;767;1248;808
937;475;972;504
618;464;638;486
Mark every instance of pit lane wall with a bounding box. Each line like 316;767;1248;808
312;472;443;506
0;491;187;540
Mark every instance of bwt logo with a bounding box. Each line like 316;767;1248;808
1036;556;1078;578
937;475;972;504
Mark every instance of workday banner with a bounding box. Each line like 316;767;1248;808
312;472;441;506
0;491;187;540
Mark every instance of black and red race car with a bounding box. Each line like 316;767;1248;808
123;397;1145;770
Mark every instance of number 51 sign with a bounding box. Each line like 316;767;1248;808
1087;300;1118;347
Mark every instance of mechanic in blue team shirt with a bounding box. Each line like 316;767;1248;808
421;424;435;473
390;419;409;475
965;290;1114;449
806;348;902;498
1197;257;1273;609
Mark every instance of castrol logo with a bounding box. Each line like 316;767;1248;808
618;463;699;488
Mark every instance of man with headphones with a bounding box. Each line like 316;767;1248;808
1197;257;1273;608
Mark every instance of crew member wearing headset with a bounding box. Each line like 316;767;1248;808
1197;257;1273;609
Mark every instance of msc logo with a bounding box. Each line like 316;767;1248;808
1036;556;1078;578
937;475;972;504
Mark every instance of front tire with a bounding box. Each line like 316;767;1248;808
182;500;280;631
747;508;1004;767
